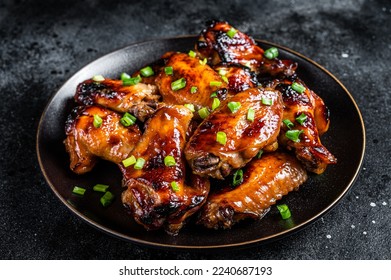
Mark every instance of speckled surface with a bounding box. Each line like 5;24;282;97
1;0;390;259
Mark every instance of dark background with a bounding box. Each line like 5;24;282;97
1;0;390;259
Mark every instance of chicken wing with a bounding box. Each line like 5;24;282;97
195;20;297;76
214;63;258;93
120;105;210;234
74;78;160;121
155;52;228;111
185;87;283;179
198;152;308;229
268;76;336;174
64;106;141;174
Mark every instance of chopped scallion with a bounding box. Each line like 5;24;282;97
264;47;279;59
164;66;173;75
93;184;109;193
198;107;210;119
190;86;198;93
100;191;114;207
164;155;176;167
296;113;307;125
140;66;154;77
184;103;195;112
171;181;180;192
212;98;220;111
120;72;130;81
277;204;291;219
122;155;136;167
221;76;229;84
291;82;306;94
188;50;196;58
93;114;103;128
72;186;86;196
122;75;141;86
247;108;255;122
283;119;294;129
92;75;105;82
120;112;137;126
210;81;222;87
228;101;241;113
134;158;146;170
171;78;186;91
216;131;227;145
232;169;243;187
285;129;303;142
226;27;238;38
210;92;217;98
256;150;264;159
262;97;273;106
218;69;227;76
199;58;207;65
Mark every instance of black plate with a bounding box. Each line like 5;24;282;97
36;36;365;250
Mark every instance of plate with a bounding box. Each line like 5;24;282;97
36;36;365;250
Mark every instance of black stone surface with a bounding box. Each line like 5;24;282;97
1;0;390;259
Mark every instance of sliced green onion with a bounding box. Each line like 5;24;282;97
210;81;222;87
72;186;86;196
92;75;105;82
93;184;109;193
164;66;173;75
218;69;228;76
291;82;306;94
171;78;186;91
190;86;198;93
198;107;210;119
171;181;180;192
188;50;196;58
93;114;103;128
221;76;229;84
262;97;273;106
256;150;264;159
228;101;241;113
184;103;195;112
285;129;304;142
295;113;307;125
120;72;130;80
264;47;279;59
122;75;141;86
134;158;146;170
210;92;217;98
283;119;294;129
226;27;238;38
199;58;207;65
247;108;255;122
140;66;154;77
164;155;176;167
211;98;220;111
232;169;243;187
216;131;227;145
277;204;291;219
100;191;114;207
120;112;137;126
122;155;136;167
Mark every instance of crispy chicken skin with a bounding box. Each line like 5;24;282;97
64;106;141;174
195;20;297;76
185;87;283;179
120;105;210;234
214;63;258;93
198;152;308;229
74;78;160;121
268;76;336;174
155;52;228;111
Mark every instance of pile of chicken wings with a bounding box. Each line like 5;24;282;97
65;21;336;235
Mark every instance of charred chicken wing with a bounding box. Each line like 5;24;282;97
185;87;283;179
65;106;141;174
198;152;308;229
120;105;210;234
74;78;160;121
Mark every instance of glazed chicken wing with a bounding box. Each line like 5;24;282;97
64;106;141;174
155;52;228;111
214;63;258;93
198;152;308;229
74;78;160;121
120;105;210;234
195;20;297;76
268;76;337;174
185;87;283;179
